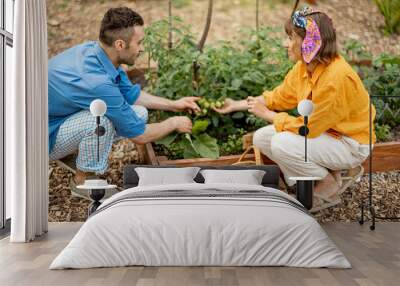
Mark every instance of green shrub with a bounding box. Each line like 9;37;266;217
374;0;400;34
362;54;400;128
343;40;400;141
375;124;392;141
343;39;372;62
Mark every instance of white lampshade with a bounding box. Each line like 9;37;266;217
90;99;107;117
297;99;314;116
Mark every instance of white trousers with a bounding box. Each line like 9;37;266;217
253;125;370;186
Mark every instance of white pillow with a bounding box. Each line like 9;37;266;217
135;167;201;186
200;169;266;185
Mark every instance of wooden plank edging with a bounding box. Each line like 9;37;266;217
143;141;400;172
138;143;159;165
363;141;400;172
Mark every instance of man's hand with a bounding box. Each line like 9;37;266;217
171;97;201;113
213;98;248;114
131;116;192;145
247;96;276;122
170;116;193;133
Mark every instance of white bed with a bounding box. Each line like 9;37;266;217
50;183;351;269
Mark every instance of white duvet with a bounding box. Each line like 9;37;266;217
50;183;351;269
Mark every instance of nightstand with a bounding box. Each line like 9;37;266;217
77;180;116;216
289;177;322;210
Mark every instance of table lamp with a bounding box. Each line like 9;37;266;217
297;99;314;162
289;99;321;210
77;99;116;216
89;99;107;161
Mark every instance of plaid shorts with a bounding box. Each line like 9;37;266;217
49;105;148;174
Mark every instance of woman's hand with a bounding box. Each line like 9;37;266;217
247;96;276;122
213;98;248;114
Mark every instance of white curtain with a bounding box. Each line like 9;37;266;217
7;0;49;242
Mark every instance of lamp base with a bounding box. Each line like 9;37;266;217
95;125;106;136
296;180;314;210
289;177;322;210
298;126;309;136
88;189;105;216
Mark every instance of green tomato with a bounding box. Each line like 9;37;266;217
210;102;215;109
202;108;208;114
215;101;223;108
203;102;210;108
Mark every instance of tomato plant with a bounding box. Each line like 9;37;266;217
144;18;292;159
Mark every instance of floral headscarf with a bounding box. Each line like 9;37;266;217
292;6;322;64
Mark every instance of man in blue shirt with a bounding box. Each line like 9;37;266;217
49;7;200;193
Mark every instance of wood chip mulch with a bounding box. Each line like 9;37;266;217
49;139;400;223
48;139;142;222
314;171;400;223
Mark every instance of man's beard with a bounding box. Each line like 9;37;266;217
125;58;136;66
119;55;136;66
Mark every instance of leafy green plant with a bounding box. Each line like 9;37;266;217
374;0;400;34
375;124;392;141
344;40;400;137
362;54;400;128
144;18;292;159
220;129;247;156
343;39;372;62
155;119;219;159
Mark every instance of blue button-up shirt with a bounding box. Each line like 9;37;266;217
48;41;145;153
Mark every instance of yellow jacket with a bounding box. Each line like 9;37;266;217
263;55;376;144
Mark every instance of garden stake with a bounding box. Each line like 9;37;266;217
291;0;300;17
256;0;260;33
192;0;213;93
168;0;173;49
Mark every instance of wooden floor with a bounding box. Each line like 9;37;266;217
0;223;399;286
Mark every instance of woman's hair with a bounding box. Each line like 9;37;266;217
99;7;144;47
285;12;338;64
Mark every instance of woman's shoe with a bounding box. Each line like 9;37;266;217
310;193;341;213
337;165;364;195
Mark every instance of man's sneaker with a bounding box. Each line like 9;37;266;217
56;153;77;174
69;177;91;201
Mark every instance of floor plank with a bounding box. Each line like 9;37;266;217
0;222;399;286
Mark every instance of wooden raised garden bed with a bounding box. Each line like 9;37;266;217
365;141;400;172
136;141;274;167
137;135;400;172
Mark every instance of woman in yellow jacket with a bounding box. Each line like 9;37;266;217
215;6;375;212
